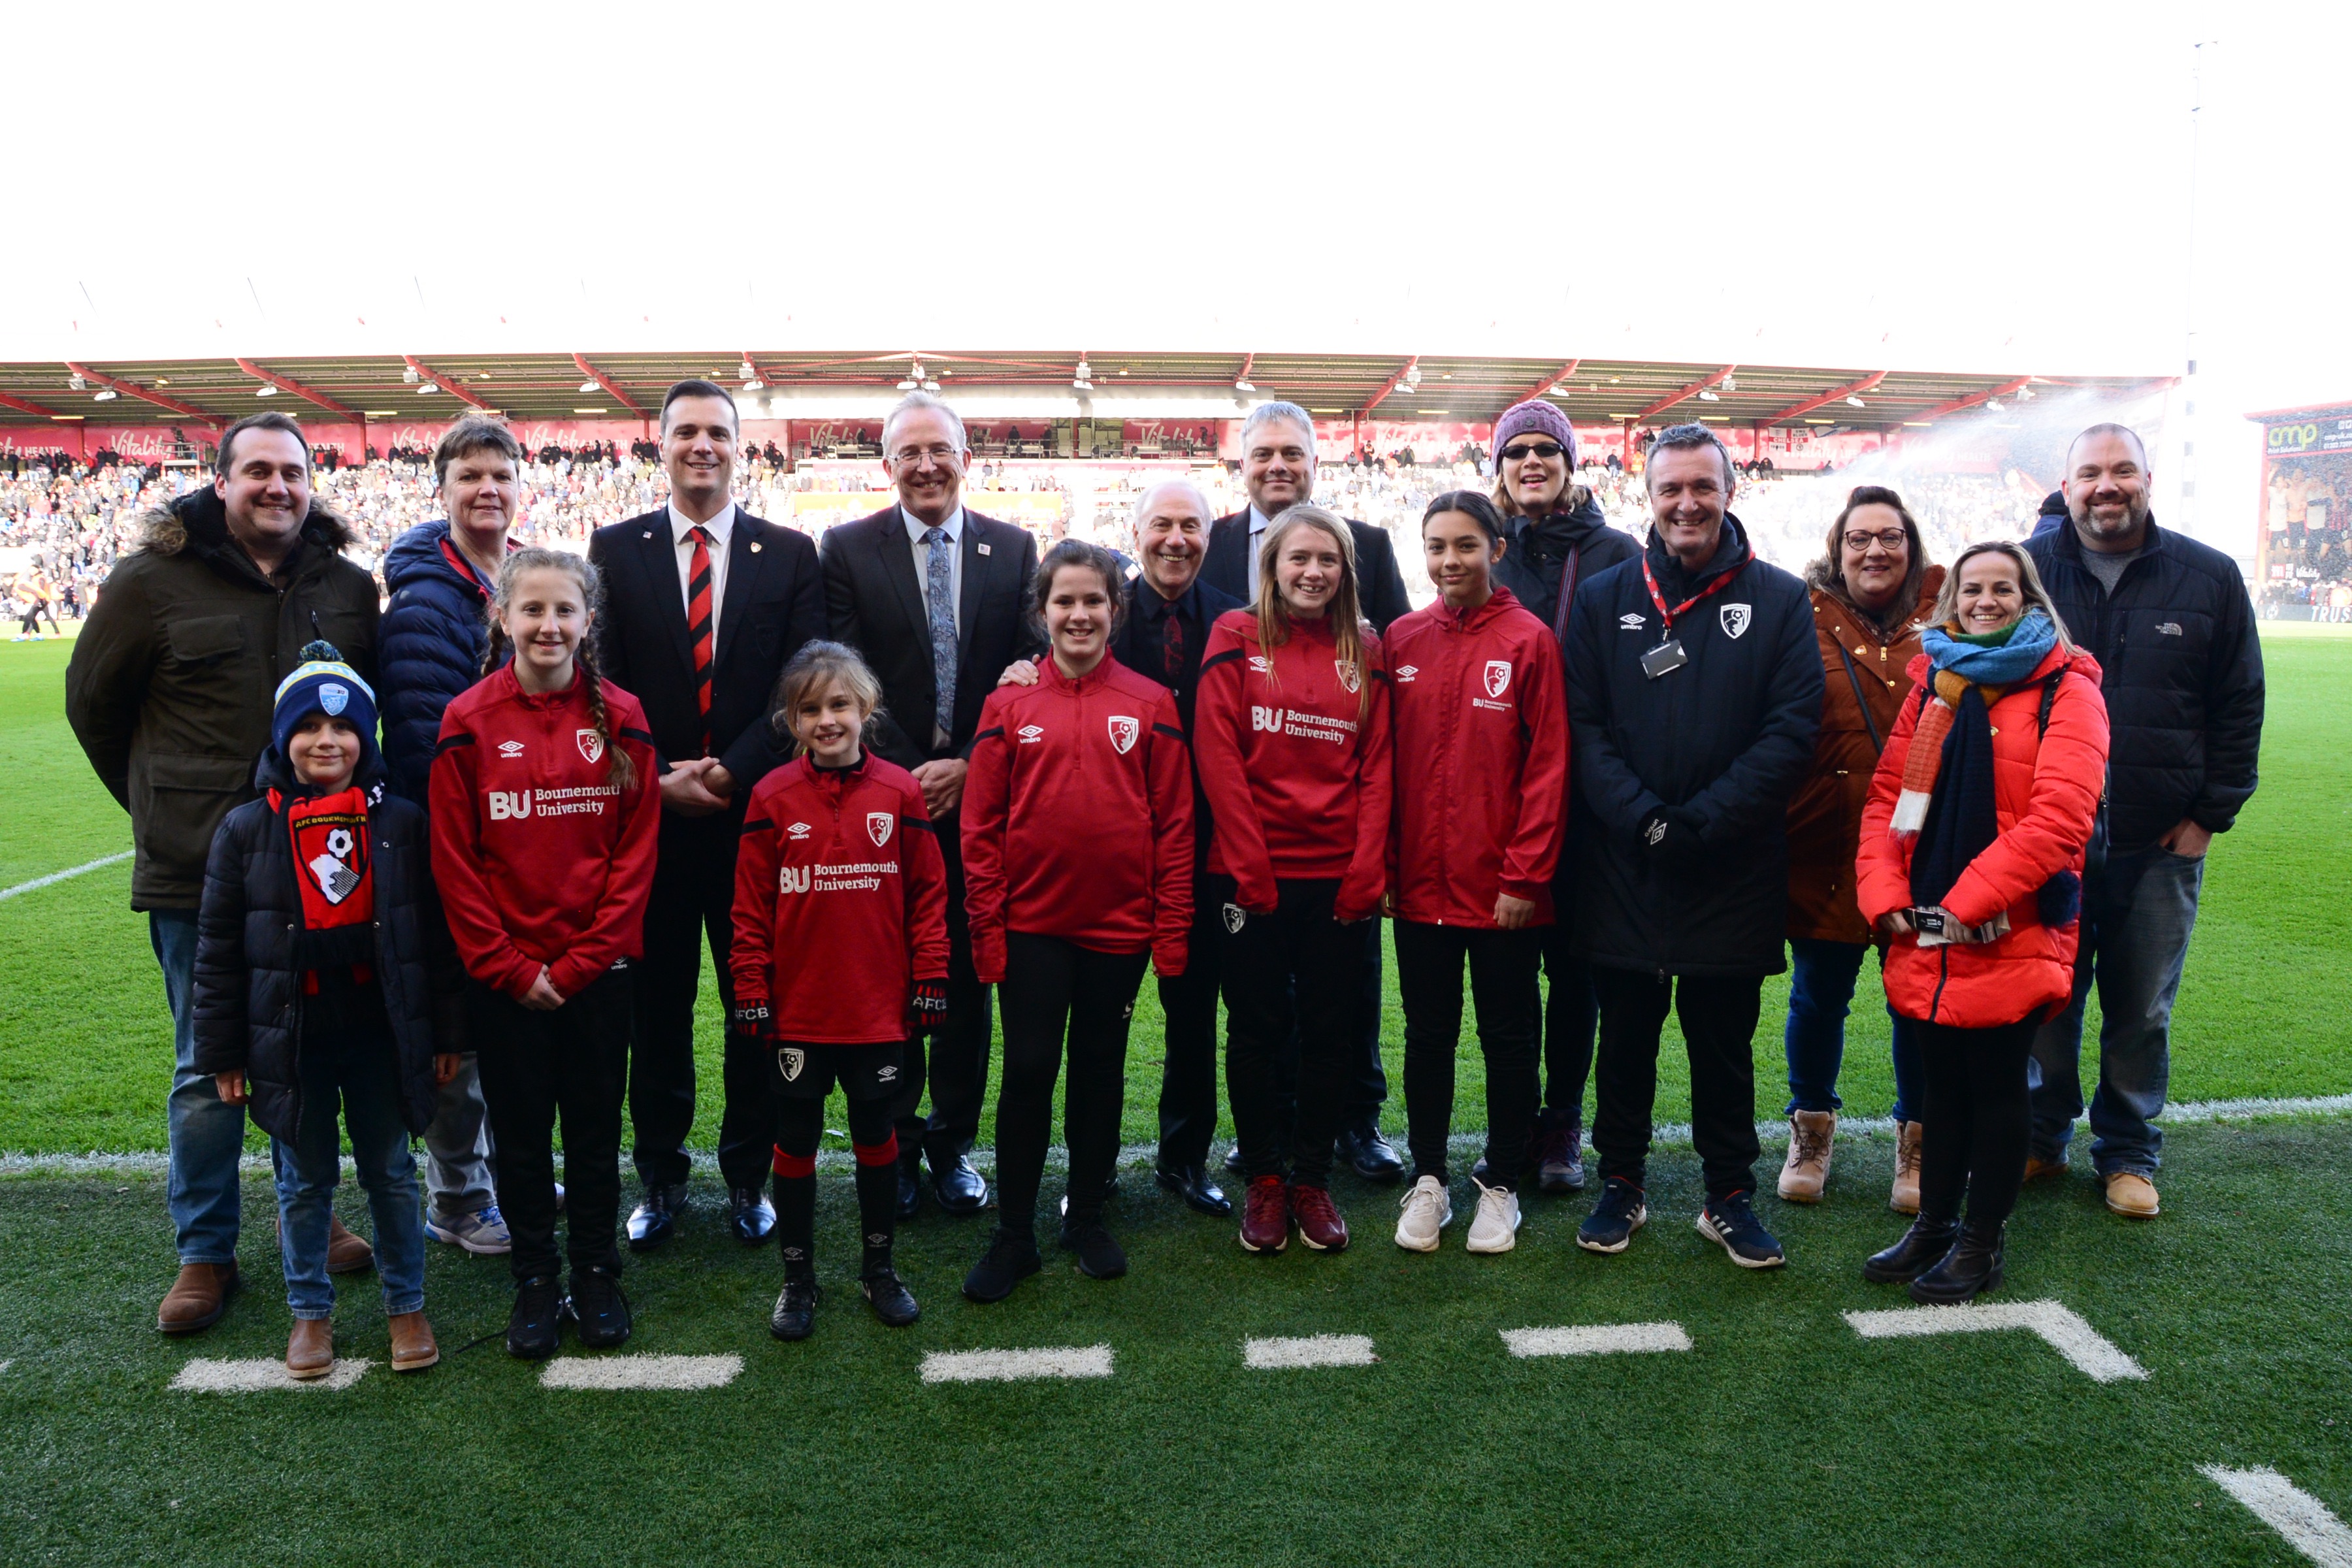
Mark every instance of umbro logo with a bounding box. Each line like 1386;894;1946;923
1618;613;1648;630
1395;664;1419;681
497;740;526;757
1017;724;1045;744
787;822;811;840
1248;656;1273;674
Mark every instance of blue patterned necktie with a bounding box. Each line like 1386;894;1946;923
924;525;957;740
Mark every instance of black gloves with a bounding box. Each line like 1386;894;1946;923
906;979;949;1034
730;1002;772;1039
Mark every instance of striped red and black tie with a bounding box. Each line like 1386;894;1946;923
687;525;714;753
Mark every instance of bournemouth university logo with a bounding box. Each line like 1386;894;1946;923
1484;661;1512;698
777;1047;806;1083
867;811;894;847
1720;603;1753;640
1107;715;1139;754
777;865;811;894
1335;660;1361;694
487;791;533;820
576;728;604;764
1251;705;1280;732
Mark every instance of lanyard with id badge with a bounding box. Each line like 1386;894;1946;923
1638;553;1748;679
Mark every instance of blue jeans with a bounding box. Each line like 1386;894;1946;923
2029;844;2204;1176
154;909;248;1266
1784;936;1923;1122
271;1036;425;1320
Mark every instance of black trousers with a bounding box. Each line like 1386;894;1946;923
1395;921;1542;1190
474;966;632;1281
996;934;1149;1232
631;808;770;1192
1153;868;1228;1169
1537;867;1600;1129
1915;1016;2037;1228
1590;966;1763;1200
890;819;995;1170
1221;880;1378;1189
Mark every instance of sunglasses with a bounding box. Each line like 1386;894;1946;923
1500;442;1566;463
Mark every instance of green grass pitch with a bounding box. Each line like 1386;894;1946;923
3;630;2349;1566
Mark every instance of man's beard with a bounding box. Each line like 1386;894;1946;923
2072;491;2149;540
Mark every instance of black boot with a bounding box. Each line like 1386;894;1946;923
1862;1216;1960;1283
1908;1218;2006;1304
770;1269;819;1341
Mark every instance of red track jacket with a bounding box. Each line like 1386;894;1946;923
728;753;949;1045
1385;586;1570;928
962;655;1194;983
429;665;660;1001
1194;610;1392;921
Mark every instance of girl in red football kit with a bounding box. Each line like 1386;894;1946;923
730;641;947;1339
1384;492;1571;1257
1196;504;1393;1255
430;547;659;1360
958;540;1194;1303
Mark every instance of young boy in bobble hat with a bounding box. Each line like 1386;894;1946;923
193;642;462;1380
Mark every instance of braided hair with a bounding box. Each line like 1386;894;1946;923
485;546;636;791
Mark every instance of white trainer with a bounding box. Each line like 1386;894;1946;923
1394;1175;1451;1252
1465;1177;1521;1254
425;1203;513;1255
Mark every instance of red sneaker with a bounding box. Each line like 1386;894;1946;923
1239;1175;1290;1254
1290;1184;1350;1252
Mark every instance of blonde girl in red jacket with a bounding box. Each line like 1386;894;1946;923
958;540;1194;1303
1196;505;1393;1256
1855;541;2107;1303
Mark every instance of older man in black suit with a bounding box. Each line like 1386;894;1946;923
819;391;1041;1216
587;380;825;1250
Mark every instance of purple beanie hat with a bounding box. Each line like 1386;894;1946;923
1492;400;1578;466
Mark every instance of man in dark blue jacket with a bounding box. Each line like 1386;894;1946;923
2023;423;2264;1218
1563;424;1823;1269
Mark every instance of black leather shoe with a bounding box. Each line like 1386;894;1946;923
962;1227;1043;1303
1337;1123;1406;1183
1863;1216;1961;1284
896;1160;923;1220
1154;1163;1233;1217
567;1266;632;1349
1222;1143;1247;1176
933;1156;988;1216
1908;1220;2006;1304
1059;1219;1128;1280
626;1184;680;1252
860;1267;921;1327
730;1188;777;1245
505;1275;564;1361
770;1275;819;1341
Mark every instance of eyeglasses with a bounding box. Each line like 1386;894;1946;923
889;444;960;470
1500;442;1565;463
1842;529;1908;552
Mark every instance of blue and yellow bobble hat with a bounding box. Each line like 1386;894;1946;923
272;640;380;764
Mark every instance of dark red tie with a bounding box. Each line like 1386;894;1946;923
687;525;714;753
1162;608;1185;685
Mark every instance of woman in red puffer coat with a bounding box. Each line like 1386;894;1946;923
1854;540;2107;1305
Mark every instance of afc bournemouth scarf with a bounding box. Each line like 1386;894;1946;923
1889;610;2059;839
273;786;376;989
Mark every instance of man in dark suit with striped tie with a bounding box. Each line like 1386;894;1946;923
587;380;825;1250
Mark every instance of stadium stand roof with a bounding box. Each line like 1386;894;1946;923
0;349;2168;434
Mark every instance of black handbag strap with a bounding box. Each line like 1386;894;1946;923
1836;642;1883;752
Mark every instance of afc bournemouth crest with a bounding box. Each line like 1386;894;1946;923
1107;715;1139;754
576;728;604;764
1720;603;1752;640
776;1047;806;1083
867;811;894;847
1223;902;1247;933
1335;660;1362;694
1484;660;1512;698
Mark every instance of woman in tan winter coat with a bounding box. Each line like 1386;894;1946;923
1777;487;1944;1212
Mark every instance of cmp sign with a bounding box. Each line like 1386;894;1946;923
2264;416;2352;456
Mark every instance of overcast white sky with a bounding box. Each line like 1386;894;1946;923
7;0;2345;551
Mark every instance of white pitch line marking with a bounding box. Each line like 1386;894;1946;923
1243;1333;1378;1369
172;1356;373;1392
919;1345;1115;1384
2202;1467;2352;1567
539;1354;742;1390
1842;1299;2146;1382
0;851;133;902
1501;1321;1691;1358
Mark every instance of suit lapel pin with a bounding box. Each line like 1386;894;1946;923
977;542;992;556
749;540;762;552
642;530;653;538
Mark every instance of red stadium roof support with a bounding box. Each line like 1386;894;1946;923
1635;365;1738;421
63;363;220;427
1763;370;1889;425
1235;352;1255;386
1904;375;2033;425
1361;357;1421;416
402;356;493;412
572;353;647;417
1514;360;1581;406
234;358;361;419
0;389;63;419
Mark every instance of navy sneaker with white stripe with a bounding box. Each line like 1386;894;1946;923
1695;1190;1786;1269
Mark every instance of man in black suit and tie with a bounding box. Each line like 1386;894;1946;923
1199;399;1411;1182
819;391;1041;1217
587;380;825;1250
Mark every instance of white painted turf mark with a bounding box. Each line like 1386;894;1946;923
0;850;132;902
539;1354;742;1390
2201;1467;2352;1567
172;1357;372;1392
1244;1334;1378;1369
919;1345;1115;1384
1842;1299;2147;1382
1501;1322;1691;1358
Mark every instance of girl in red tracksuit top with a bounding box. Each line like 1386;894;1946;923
429;547;658;1358
1194;504;1392;1256
958;540;1195;1303
729;640;947;1338
1384;491;1570;1257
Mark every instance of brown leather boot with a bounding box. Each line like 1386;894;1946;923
157;1261;239;1335
286;1318;335;1380
327;1216;375;1274
1889;1121;1923;1215
1776;1111;1835;1203
388;1311;440;1373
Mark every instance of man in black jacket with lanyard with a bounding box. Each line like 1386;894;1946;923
588;380;825;1250
1563;423;1822;1270
2021;423;2262;1220
1200;400;1411;1182
819;391;1041;1217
